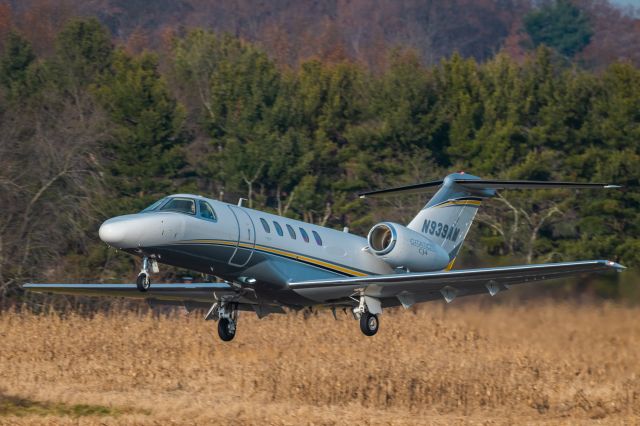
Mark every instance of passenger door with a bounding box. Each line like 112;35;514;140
227;205;256;267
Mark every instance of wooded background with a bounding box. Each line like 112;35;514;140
0;0;638;301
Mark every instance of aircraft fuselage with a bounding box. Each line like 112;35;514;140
99;194;393;307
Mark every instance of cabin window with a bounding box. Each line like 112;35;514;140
260;218;270;233
273;221;284;236
198;200;217;221
158;197;196;215
299;227;310;243
286;224;296;239
312;230;323;246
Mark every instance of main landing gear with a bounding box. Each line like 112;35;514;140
218;317;236;341
359;312;379;336
205;301;239;342
136;256;158;292
352;294;381;337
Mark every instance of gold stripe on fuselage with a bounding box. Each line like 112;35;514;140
174;239;368;277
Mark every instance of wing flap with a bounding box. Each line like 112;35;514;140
289;260;624;302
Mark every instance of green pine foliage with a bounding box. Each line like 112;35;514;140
95;49;191;215
524;0;593;58
0;32;35;98
1;22;638;296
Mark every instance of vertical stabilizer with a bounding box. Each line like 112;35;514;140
406;173;494;266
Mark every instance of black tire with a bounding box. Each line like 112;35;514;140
136;273;150;292
218;318;236;342
359;312;379;336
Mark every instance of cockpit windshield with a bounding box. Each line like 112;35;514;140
158;197;196;215
140;198;168;213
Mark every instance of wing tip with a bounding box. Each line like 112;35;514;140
602;260;626;271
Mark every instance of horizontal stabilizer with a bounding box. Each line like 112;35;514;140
455;180;620;190
359;178;619;198
359;180;443;198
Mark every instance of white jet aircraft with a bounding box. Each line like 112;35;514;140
25;172;624;341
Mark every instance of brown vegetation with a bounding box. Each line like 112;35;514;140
1;300;639;424
2;0;639;69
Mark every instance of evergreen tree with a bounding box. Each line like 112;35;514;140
54;18;113;87
95;49;190;214
0;31;35;99
524;0;593;58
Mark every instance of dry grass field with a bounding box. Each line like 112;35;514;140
1;299;639;425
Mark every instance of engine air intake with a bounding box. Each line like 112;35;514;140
368;223;396;255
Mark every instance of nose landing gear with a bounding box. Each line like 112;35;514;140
136;257;158;292
136;272;150;292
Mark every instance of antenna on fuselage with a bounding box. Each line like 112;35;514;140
237;198;247;207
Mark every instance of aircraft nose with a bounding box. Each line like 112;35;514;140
99;218;127;247
99;213;183;249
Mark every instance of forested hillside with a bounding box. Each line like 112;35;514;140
0;4;638;299
1;0;639;69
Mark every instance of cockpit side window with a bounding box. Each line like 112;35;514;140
158;197;196;215
198;200;217;221
140;198;167;213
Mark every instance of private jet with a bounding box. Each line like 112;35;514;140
24;173;624;341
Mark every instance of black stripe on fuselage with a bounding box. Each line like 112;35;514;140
171;239;366;277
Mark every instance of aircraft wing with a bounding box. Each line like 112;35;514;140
289;260;625;306
22;282;242;306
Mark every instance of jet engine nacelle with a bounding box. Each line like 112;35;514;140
367;222;450;272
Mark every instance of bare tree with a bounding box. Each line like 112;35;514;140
0;90;108;298
476;192;566;262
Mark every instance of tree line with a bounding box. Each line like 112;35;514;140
0;19;638;299
2;0;639;71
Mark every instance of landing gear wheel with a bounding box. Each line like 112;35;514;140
136;273;150;292
359;312;379;336
218;318;236;342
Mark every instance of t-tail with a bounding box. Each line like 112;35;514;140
360;172;620;270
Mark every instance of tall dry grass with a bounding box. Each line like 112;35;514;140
1;300;639;425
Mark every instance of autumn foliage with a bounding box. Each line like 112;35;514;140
1;0;639;69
